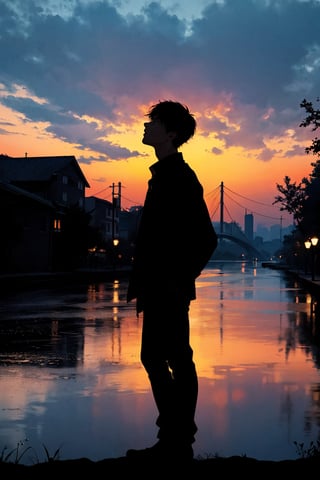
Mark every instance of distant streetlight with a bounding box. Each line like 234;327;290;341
112;238;119;272
304;236;318;281
304;239;312;250
311;236;319;247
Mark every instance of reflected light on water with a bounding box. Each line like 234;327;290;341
0;262;319;463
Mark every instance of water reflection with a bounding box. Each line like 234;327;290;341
0;262;319;463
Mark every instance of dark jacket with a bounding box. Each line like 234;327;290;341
127;152;218;312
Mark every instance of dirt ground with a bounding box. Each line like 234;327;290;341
1;455;319;478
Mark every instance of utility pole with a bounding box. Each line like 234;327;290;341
111;182;121;242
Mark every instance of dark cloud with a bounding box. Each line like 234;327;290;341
192;0;320;106
2;96;73;124
0;0;319;160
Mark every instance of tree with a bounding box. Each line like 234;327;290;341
299;98;320;237
273;175;307;228
273;98;320;236
299;97;320;157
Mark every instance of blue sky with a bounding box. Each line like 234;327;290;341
0;0;319;226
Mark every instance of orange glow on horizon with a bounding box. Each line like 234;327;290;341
0;102;311;227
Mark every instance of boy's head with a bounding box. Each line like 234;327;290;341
147;100;196;148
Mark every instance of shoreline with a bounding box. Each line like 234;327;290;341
262;261;320;294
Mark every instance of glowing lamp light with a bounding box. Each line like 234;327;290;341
304;235;319;281
304;240;312;249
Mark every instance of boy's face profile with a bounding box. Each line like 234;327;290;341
142;117;176;148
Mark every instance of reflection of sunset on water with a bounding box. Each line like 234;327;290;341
0;263;319;463
82;281;148;391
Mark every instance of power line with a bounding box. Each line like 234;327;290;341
91;181;287;222
121;194;142;206
224;185;278;209
90;186;111;196
223;191;281;221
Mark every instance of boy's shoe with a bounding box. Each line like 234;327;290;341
126;441;194;461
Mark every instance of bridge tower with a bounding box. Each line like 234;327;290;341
220;181;224;233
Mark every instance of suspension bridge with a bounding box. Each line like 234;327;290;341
205;182;285;259
102;180;287;260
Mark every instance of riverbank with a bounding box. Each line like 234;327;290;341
262;262;320;294
1;455;319;478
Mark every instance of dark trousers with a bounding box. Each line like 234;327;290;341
140;293;198;445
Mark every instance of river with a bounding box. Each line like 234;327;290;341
0;261;319;464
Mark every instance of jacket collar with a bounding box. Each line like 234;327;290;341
150;152;184;176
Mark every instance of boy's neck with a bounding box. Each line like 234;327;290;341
154;144;177;160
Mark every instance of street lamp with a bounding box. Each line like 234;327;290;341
112;238;119;272
304;239;312;250
311;236;319;248
304;236;318;281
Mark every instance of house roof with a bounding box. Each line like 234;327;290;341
0;155;90;187
0;180;54;208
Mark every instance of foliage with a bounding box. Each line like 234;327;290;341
0;440;61;465
299;97;320;157
42;443;61;462
0;440;34;464
294;440;320;459
273;175;308;227
273;97;320;240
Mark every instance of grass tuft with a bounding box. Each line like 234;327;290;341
0;439;34;464
294;440;320;459
0;440;62;465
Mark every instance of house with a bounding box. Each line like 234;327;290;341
0;179;55;273
85;195;118;244
0;154;90;273
0;154;89;207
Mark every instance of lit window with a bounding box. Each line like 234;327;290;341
54;218;61;232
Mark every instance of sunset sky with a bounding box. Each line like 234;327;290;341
1;0;319;229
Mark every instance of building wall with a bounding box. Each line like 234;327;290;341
0;190;53;273
245;213;254;242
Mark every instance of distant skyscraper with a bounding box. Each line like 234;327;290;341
270;224;281;240
245;213;254;242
